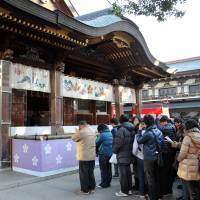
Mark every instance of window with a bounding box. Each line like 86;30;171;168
63;98;77;125
159;87;176;96
27;91;50;126
12;89;27;126
77;99;90;113
142;90;149;98
189;85;200;94
96;101;107;114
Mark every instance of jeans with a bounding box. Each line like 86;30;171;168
186;180;200;200
79;160;96;193
144;160;159;200
119;164;132;194
182;179;190;200
137;158;145;195
99;154;112;188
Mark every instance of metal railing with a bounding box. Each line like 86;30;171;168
142;92;200;101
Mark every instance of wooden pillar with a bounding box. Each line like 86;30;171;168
0;60;12;168
135;88;142;116
113;83;123;119
50;62;64;135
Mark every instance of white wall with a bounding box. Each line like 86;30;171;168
184;78;196;85
11;125;113;136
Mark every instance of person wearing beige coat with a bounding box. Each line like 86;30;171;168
72;121;96;194
177;119;200;200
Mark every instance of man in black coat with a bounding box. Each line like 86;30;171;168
113;115;135;197
156;115;176;198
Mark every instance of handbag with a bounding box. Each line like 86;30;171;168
109;153;117;164
132;134;144;160
132;136;139;156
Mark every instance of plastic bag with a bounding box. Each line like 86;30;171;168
109;153;117;164
132;137;139;156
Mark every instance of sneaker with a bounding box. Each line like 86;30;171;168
96;185;103;188
128;190;133;195
115;191;128;197
113;174;119;178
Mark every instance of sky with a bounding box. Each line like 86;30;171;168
70;0;200;62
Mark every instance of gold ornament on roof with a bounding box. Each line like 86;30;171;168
112;36;130;49
40;0;49;4
0;49;14;60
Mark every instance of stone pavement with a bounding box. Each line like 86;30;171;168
0;168;173;200
0;169;35;190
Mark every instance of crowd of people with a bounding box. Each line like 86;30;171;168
72;114;200;200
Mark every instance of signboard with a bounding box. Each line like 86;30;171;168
119;86;136;104
61;75;114;102
11;63;50;93
132;103;169;117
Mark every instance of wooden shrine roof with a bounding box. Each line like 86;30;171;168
0;0;170;86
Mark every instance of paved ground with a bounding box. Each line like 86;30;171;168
0;168;173;200
0;169;34;190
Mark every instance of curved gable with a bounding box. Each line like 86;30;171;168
30;0;74;17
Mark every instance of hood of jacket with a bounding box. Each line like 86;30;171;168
121;122;135;132
187;128;200;148
146;125;157;131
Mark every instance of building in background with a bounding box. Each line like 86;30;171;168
142;57;200;119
